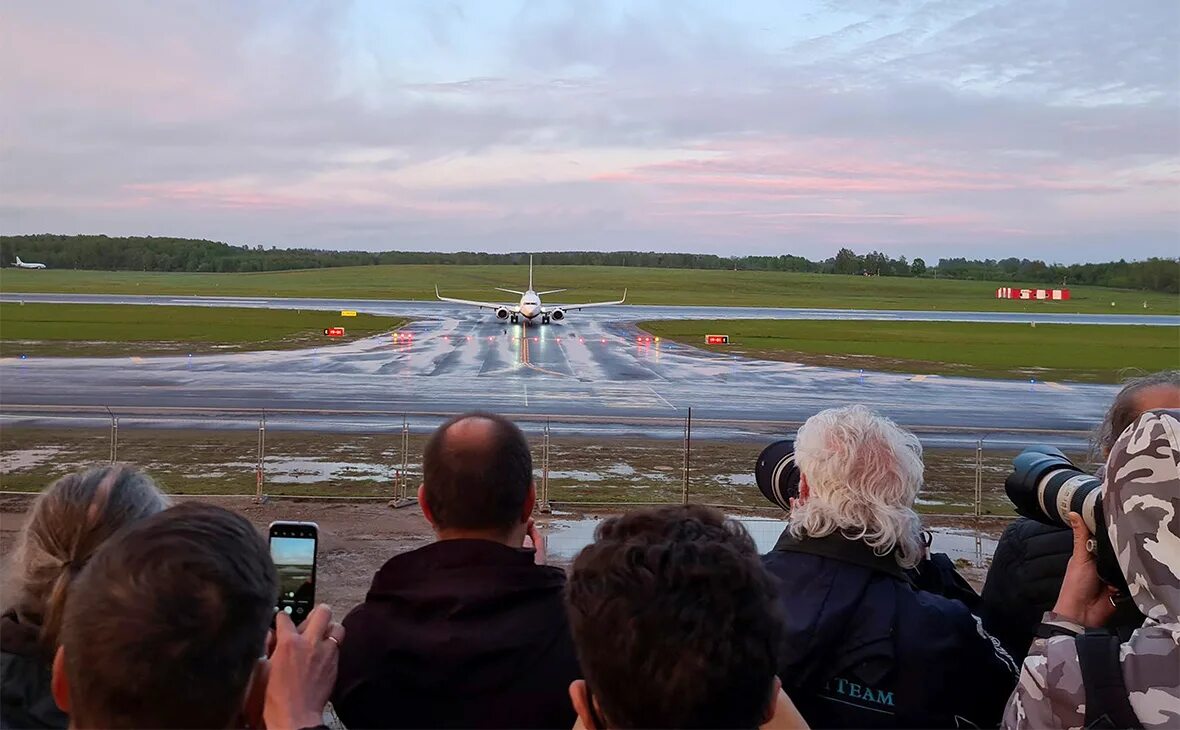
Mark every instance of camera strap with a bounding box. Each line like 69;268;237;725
1075;630;1142;730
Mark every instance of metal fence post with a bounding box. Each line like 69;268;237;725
682;407;692;505
540;420;552;513
389;414;415;508
106;407;119;463
401;415;410;500
254;413;267;504
974;436;984;518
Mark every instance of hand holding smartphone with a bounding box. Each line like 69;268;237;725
268;521;318;626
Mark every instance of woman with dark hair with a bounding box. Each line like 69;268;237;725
1;464;167;728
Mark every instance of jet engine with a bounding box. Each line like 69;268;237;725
549;308;566;322
495;307;511;320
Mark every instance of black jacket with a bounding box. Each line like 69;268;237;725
0;612;67;729
763;531;1018;728
979;518;1072;663
332;539;580;729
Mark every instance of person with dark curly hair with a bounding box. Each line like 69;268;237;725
564;505;807;729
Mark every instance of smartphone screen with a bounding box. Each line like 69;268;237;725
268;521;317;625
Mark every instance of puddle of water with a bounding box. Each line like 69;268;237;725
0;446;65;471
542;515;999;567
915;496;948;506
547;470;604;482
717;473;756;486
219;458;399;484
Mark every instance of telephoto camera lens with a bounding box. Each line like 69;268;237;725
755;439;801;511
1005;445;1103;533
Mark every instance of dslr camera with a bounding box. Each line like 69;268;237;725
1005;446;1130;598
754;439;800;511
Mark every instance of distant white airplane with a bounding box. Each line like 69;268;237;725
13;256;46;269
436;256;626;324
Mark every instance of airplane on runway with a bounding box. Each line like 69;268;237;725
12;256;46;269
435;256;626;324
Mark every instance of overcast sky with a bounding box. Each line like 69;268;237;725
1;1;1177;262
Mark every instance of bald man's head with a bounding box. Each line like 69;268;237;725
422;412;533;533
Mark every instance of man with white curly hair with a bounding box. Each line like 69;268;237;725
763;404;1018;728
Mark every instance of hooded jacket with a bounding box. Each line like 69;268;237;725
981;518;1073;662
763;530;1019;728
1004;409;1180;729
0;612;67;729
332;539;580;729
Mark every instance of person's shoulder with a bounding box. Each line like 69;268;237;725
999;518;1071;554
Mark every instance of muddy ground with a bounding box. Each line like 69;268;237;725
0;426;1077;516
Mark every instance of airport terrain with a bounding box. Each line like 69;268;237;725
3;264;1177;314
638;319;1180;383
0;303;403;357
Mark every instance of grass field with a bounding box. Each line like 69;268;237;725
2;265;1176;314
0;303;405;357
639;319;1180;383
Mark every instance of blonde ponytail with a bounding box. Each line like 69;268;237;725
7;463;168;653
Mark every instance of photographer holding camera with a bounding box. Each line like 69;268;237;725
759;405;1018;728
982;371;1180;663
1004;409;1180;730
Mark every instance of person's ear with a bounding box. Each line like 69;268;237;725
762;676;782;725
239;657;270;729
418;484;436;527
51;645;70;713
798;475;810;503
569;679;598;729
522;483;537;523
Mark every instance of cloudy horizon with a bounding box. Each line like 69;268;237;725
1;1;1177;263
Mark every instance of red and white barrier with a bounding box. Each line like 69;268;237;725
995;287;1070;301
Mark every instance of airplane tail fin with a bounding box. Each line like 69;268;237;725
15;257;22;265
528;255;534;291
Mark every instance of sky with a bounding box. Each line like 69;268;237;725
1;0;1177;262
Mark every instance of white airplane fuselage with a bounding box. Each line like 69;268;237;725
13;257;46;269
434;255;626;324
518;291;543;320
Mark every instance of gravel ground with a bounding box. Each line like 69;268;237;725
1;494;1002;616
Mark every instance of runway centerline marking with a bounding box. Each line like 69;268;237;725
523;383;529;407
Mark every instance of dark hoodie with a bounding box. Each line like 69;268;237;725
332;539;580;729
0;612;67;729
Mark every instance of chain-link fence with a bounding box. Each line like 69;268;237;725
0;404;1090;521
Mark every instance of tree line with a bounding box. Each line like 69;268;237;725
2;234;1176;293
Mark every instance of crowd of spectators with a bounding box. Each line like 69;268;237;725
1;372;1177;729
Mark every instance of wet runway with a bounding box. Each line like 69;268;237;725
0;293;1134;437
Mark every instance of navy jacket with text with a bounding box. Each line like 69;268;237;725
762;530;1019;729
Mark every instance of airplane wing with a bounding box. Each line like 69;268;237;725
435;285;514;311
549;289;627;311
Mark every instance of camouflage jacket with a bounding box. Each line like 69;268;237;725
1004;409;1180;730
